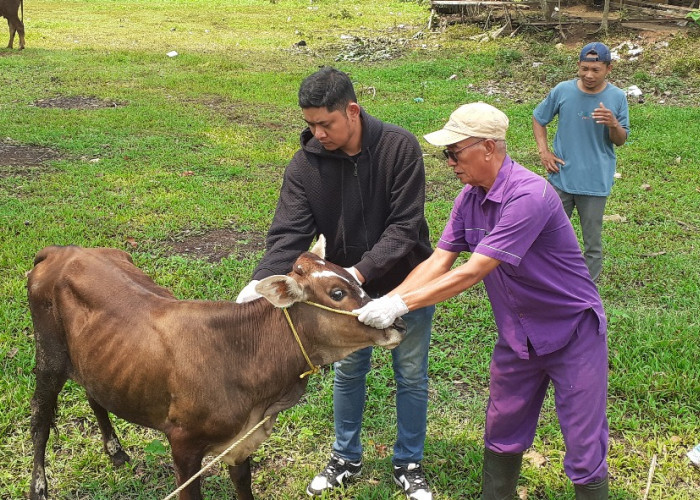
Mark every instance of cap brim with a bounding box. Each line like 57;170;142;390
423;128;470;146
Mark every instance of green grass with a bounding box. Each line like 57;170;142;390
1;1;699;498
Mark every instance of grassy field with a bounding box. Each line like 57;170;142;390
1;0;699;498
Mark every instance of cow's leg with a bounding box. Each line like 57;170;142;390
168;431;206;500
87;396;130;467
16;18;25;49
29;370;67;500
228;457;254;500
29;304;73;500
6;19;13;49
6;16;24;49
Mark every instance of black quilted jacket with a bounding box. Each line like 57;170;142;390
252;109;432;297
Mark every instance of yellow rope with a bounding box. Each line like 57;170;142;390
284;302;361;378
283;307;320;378
302;300;359;317
163;415;272;500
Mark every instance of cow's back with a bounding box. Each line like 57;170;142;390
29;245;174;303
29;245;171;318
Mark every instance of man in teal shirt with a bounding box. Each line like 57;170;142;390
533;42;630;281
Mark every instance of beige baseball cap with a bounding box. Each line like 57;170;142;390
424;101;509;146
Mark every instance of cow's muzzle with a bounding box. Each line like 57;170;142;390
382;317;406;349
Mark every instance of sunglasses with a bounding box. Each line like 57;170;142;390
442;139;485;162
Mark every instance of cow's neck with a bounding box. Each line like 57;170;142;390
227;301;315;416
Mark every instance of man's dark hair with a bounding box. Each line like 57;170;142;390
298;67;357;113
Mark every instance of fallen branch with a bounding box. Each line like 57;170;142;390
620;0;696;13
642;454;657;500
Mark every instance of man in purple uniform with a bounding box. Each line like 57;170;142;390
354;102;609;499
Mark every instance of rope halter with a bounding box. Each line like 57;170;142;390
282;301;359;379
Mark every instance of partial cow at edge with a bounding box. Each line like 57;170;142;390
1;0;24;49
27;236;405;500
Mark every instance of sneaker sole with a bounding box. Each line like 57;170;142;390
394;473;432;500
306;471;361;496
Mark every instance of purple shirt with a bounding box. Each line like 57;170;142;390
437;156;606;359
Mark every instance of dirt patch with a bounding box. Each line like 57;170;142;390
165;228;266;263
180;95;249;122
451;379;490;399
174;95;295;129
31;96;125;109
0;140;61;176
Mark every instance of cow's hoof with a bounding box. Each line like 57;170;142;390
110;449;131;467
29;488;48;500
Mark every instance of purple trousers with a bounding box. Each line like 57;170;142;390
484;310;608;484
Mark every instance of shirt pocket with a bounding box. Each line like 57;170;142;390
463;228;487;253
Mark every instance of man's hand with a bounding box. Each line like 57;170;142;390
593;102;628;146
592;102;618;127
354;294;409;329
539;150;565;174
235;280;262;303
533;116;564;174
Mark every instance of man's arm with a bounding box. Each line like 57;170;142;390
392;248;459;297
532;116;565;174
355;249;501;328
399;251;501;311
252;156;316;280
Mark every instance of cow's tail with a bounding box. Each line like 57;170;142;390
21;0;24;23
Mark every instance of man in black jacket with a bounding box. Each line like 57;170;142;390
236;67;435;500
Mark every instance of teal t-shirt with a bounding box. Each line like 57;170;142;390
533;79;630;196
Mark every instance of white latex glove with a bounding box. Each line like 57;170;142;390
353;294;409;329
344;266;362;285
235;279;261;303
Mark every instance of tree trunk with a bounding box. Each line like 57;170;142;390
600;0;611;32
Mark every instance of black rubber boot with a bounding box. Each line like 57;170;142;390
574;475;609;499
481;448;523;500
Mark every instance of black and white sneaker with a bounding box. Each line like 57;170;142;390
393;463;433;500
306;453;362;496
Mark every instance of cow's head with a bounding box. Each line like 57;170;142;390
255;235;405;363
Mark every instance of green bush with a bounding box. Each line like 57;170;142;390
671;57;700;77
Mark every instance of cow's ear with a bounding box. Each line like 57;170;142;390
256;276;304;307
309;234;326;259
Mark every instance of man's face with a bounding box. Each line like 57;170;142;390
577;60;612;93
444;137;488;186
302;103;360;153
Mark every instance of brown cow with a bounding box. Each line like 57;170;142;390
1;0;24;49
27;236;405;500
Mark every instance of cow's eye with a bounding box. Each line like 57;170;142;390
330;289;345;301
